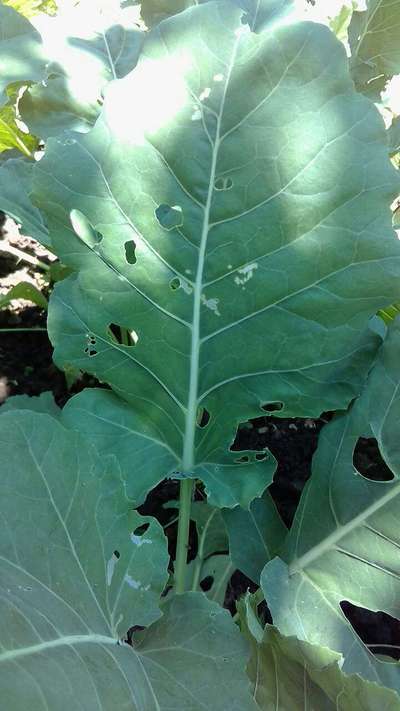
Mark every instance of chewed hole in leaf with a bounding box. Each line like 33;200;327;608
353;438;394;481
200;575;214;592
255;452;267;461
235;455;249;463
124;239;137;265
341;601;400;660
214;177;233;191
84;333;97;357
133;523;150;537
262;402;284;413
108;323;138;347
197;407;211;428
155;203;183;230
170;277;181;290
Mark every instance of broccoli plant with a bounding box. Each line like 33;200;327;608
1;0;400;707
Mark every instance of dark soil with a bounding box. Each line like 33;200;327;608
1;231;399;661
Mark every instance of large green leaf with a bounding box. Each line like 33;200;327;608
349;0;400;97
223;492;286;583
0;158;50;246
261;321;400;693
0;4;47;106
0;408;256;710
20;3;144;139
245;623;400;709
33;3;400;506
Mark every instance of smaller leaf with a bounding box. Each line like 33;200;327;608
223;491;286;583
244;622;400;710
0;103;38;157
0;391;58;416
0;280;47;309
0;158;50;246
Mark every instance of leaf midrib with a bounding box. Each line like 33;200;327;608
182;33;241;471
288;480;400;574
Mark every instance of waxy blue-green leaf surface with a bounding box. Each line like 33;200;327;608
349;0;400;96
33;2;400;506
223;492;286;583
20;4;144;138
261;320;400;694
0;4;47;105
0;158;50;245
245;623;400;710
0;408;256;710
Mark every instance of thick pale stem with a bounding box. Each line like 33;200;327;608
174;478;194;594
0;242;50;272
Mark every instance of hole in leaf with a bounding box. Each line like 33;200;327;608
113;550;120;559
197;408;211;428
262;402;284;413
84;333;97;357
353;438;394;481
124;240;137;265
341;601;400;660
235;455;249;463
200;575;214;592
170;277;181;291
256;452;267;461
108;323;138;347
214;176;233;191
155;204;183;230
133;523;150;537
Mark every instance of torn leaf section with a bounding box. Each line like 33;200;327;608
155;203;183;230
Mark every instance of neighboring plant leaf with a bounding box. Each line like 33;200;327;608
34;3;400;507
0;391;59;415
0;409;256;710
0;103;38;156
0;4;47;106
3;0;57;17
0;158;50;246
20;4;144;138
388;115;400;157
242;618;400;710
329;1;356;43
20;76;101;138
166;499;232;599
223;492;286;583
349;0;400;97
0;280;47;309
261;321;400;693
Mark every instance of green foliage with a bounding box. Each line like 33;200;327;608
0;410;255;710
0;91;39;157
1;0;400;706
30;3;399;510
349;0;400;97
0;279;47;309
261;321;400;694
3;0;57;17
0;4;47;106
223;492;286;583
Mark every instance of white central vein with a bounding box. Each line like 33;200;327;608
182;36;240;471
288;480;400;575
0;635;119;664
